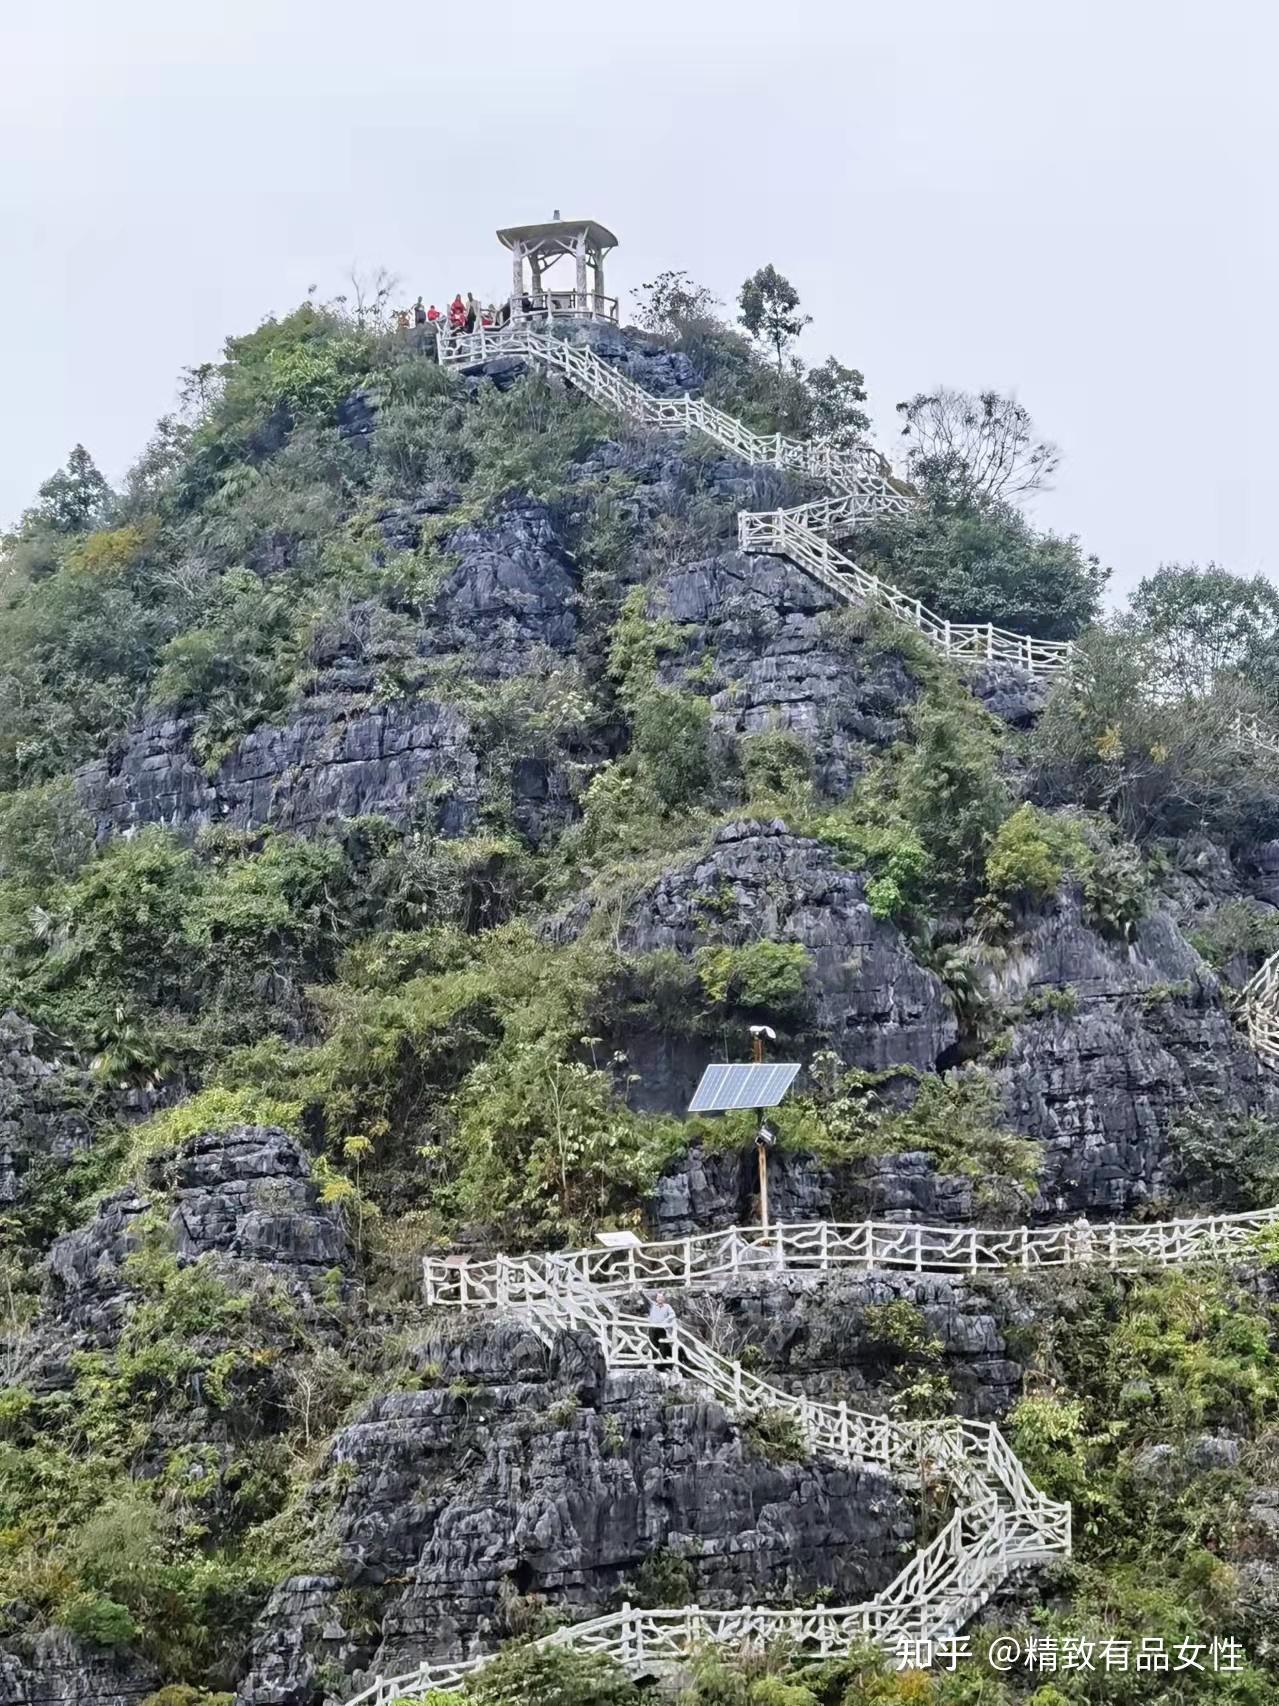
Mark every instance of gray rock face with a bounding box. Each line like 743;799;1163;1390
653;552;917;796
235;1315;913;1704
374;484;459;554
0;1011;90;1205
967;664;1049;728
608;819;955;1108
42;1126;352;1355
650;1145;975;1241
76;700;482;844
166;1126;353;1276
579;324;701;397
682;1269;1029;1420
0;1629;158;1706
993;889;1278;1214
431;498;579;674
1246;839;1279;910
75;495;588;847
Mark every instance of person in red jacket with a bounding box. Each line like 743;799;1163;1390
425;303;441;324
448;293;466;330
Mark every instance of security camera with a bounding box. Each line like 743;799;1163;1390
756;1123;776;1148
749;1025;778;1040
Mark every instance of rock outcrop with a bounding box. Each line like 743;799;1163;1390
41;1125;353;1356
76;700;482;844
234;1313;913;1705
0;1629;158;1706
0;1011;91;1206
651;1143;977;1241
652;551;917;796
992;888;1278;1213
598;818;955;1110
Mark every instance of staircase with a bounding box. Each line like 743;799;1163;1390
435;320;1279;1060
348;1258;1068;1704
438;323;1075;680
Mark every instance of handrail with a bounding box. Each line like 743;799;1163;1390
349;1258;1067;1703
423;1204;1279;1306
433;318;1279;1061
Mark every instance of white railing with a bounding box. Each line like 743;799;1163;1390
1234;712;1279;761
1243;951;1279;1067
737;510;1075;678
351;1259;1068;1704
435;319;1279;723
437;323;912;517
422;1204;1279;1308
434;318;1279;998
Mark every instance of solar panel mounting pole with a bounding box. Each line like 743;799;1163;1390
756;1123;770;1230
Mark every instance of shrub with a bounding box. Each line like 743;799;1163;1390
1028;627;1279;843
983;804;1089;903
626;1544;695;1608
141;1689;235;1706
0;776;94;887
694;940;811;1012
633;688;714;810
740;729;813;802
745;1406;809;1464
462;1644;641;1706
856;493;1106;641
793;1064;1039;1217
59;1590;139;1647
1188;899;1279;972
123;1086;305;1176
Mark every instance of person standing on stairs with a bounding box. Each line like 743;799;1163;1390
465;292;479;333
449;293;466;332
646;1291;677;1361
413;296;427;327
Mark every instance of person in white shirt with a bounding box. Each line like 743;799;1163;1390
646;1291;677;1360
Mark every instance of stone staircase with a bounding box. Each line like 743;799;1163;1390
345;1257;1069;1703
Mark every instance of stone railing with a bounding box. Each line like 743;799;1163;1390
422;1204;1279;1308
435;318;1279;1056
436;320;1279;737
348;1262;1068;1704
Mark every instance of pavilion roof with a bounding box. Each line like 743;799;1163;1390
496;219;618;254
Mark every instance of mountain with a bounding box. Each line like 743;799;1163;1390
2;297;1279;1706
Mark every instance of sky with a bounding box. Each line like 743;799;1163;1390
2;0;1275;605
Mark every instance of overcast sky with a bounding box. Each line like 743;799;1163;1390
3;0;1275;603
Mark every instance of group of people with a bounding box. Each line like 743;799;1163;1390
395;292;498;335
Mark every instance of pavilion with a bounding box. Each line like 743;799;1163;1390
496;214;619;326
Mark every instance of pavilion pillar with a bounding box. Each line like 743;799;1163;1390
593;247;607;316
511;244;525;316
575;232;589;311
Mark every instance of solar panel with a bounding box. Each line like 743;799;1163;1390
688;1061;800;1113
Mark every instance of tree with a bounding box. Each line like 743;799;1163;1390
896;387;1059;504
804;356;870;448
29;444;113;535
737;264;812;372
1122;562;1279;703
1028;627;1279;842
856;495;1107;641
634;269;722;337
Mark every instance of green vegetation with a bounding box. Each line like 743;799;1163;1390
1028;626;1279;845
783;1058;1041;1216
3;271;1279;1706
